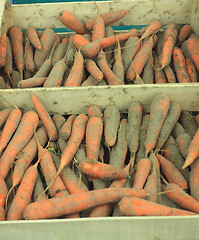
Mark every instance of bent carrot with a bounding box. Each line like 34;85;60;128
19;77;47;88
84;59;103;81
178;25;192;43
27;26;42;50
23;188;146;220
31;93;58;141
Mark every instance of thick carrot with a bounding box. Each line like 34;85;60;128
34;28;56;70
9;26;24;76
0;176;7;208
173;47;191;83
133;158;151;189
52;42;68;66
27;26;42;50
61;37;68;43
155;101;181;149
88;105;102;118
145;94;170;156
141;53;154;84
86;9;130;31
52;114;65;131
19;77;47;88
4;37;12;77
33;58;53;78
119;197;196;216
0;30;7;67
64;51;84;87
155;31;164;57
81;75;99;86
86;116;103;161
178;25;192;43
126;36;154;80
72;34;90;50
24;40;35;73
84;59;103;81
126;102;142;160
59;114;76;140
164;65;177;83
98;49;124;85
176;133;191;159
37;30;43;38
153;51;167;83
190;157;199;201
23;187;146;220
109;119;127;169
104;105;120;147
0;108;22;153
186;58;198;83
43;59;66;87
92;1;105;41
0;111;39;179
165;183;199;214
186;35;199;72
172;122;185;139
81;40;101;58
31;93;58;141
160;23;179;68
0;107;13;128
34;174;47;202
141;21;162;40
59;10;89;35
179;111;198;138
113;41;124;82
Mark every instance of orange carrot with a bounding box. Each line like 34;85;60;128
4;37;12;77
0;108;22;153
141;21;162;40
23;188;146;220
43;59;66;87
155;31;164;57
19;77;47;88
141;53;154;84
81;40;101;58
86;9;130;31
186;58;198;83
119;197;196;216
81;75;99;86
62;37;68;43
173;47;191;83
52;42;68;66
59;114;76;140
104;26;114;65
145;94;170;156
186;35;199;72
31;93;58;141
178;25;192;43
55;34;60;46
88;105;102;118
9;26;24;76
34;174;48;202
52;114;65;131
0;30;7;67
86;116;103;161
164;65;177;83
27;26;42;50
133;158;151;189
72;34;90;50
84;59;103;81
10;70;20;88
190;157;199;201
0;107;13;128
182;128;199;169
113;40;124;82
33;58;53;78
59;10;89;35
0;176;7;208
0;206;6;221
24;40;35;73
0;111;39;179
153;51;167;83
98;49;124;85
165;183;199;214
176;133;191;159
64;51;84;86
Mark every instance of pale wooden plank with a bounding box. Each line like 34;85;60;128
0;83;199;115
3;0;192;31
0;0;6;34
191;0;199;36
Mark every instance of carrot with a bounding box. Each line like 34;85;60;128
160;23;179;68
4;37;12;77
195;114;199;127
178;25;192;43
19;77;47;88
153;51;167;83
37;30;43;38
176;133;192;159
104;26;114;65
126;102;142;161
88;105;102;118
141;53;154;84
24;40;35;73
86;116;103;161
81;40;101;59
173;47;191;83
109;119;127;169
52;42;68;66
10;70;20;88
64;51;84;87
43;59;66;87
55;34;60;47
155;101;181;149
52;114;65;131
126;36;154;80
81;75;99;86
186;58;198;83
179;111;198;138
0;176;7;208
86;8;130;31
155;31;164;57
190;157;199;201
27;26;42;50
58;137;67;154
84;59;103;81
59;10;89;35
165;183;199;213
0;29;7;68
186;35;199;72
164;65;177;83
34;174;47;202
0;111;39;179
104;105;120;147
72;34;90;50
161;184;180;209
98;79;107;86
119;197;196;216
62;37;68;43
145;94;170;156
0;108;22;153
59;114;76;140
31;93;58;141
172;122;185;139
0;76;7;89
0;107;13;128
0;206;6;221
98;49;124;85
133;158;151;189
135;114;150;163
23;187;146;220
141;21;162;40
112;40;124;82
34;28;56;70
33;58;53;78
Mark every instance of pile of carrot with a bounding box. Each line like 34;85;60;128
0;92;199;221
0;2;198;88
